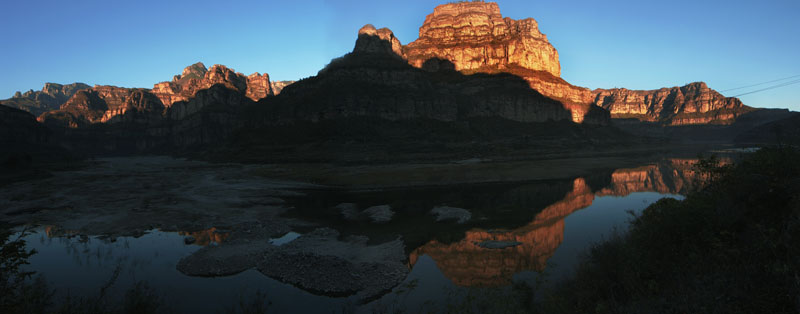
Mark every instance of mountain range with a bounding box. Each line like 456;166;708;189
1;2;795;164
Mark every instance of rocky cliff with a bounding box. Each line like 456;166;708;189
593;82;753;125
404;2;560;77
38;86;164;128
39;63;270;128
269;80;295;95
1;82;91;116
401;2;604;123
401;2;759;125
249;24;594;127
152;62;274;106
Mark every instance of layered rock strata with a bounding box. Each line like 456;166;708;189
401;2;752;125
151;62;274;106
253;24;603;126
593;82;753;125
401;2;602;123
39;63;268;127
1;82;90;116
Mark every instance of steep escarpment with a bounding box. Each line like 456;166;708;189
1;82;90;116
38;86;163;128
151;62;274;106
249;24;581;126
401;2;767;126
593;82;753;125
39;63;267;128
402;2;604;123
404;2;560;76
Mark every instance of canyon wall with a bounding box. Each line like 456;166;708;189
402;2;604;124
593;82;753;125
1;82;91;116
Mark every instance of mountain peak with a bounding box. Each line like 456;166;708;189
354;24;404;56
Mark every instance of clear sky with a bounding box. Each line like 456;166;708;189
1;0;798;110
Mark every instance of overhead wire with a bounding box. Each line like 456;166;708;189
730;78;800;97
720;74;800;92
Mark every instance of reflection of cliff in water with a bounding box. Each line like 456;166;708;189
44;226;229;247
409;159;703;287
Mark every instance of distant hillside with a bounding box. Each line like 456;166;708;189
1;83;90;116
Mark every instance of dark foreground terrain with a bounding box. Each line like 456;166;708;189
1;146;798;313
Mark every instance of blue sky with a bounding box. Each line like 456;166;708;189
1;0;798;110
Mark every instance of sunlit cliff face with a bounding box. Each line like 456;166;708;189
401;2;603;124
409;160;708;287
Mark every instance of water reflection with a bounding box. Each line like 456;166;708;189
13;157;716;312
178;227;229;246
408;159;701;287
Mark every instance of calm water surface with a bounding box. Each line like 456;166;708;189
16;159;695;313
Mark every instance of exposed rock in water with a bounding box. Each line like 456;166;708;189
593;82;753;125
431;206;472;224
363;205;394;223
256;228;407;301
335;203;360;221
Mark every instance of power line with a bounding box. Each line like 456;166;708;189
730;78;800;97
721;74;800;92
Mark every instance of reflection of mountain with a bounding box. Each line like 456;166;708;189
43;226;228;247
597;159;699;196
409;160;702;287
178;228;229;246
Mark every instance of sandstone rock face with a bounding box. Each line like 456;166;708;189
1;82;91;116
40;62;274;129
355;24;404;56
269;80;295;95
405;2;560;77
246;72;273;101
257;25;580;126
152;63;273;105
592;82;752;125
401;2;607;124
38;86;165;127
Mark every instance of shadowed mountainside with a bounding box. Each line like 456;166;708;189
1;83;91;116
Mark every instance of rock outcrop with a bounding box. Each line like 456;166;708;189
1;82;91;116
404;2;560;76
593;82;753;125
38;86;164;127
251;24;589;126
269;80;295;95
152;62;274;106
39;63;269;128
401;2;605;123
